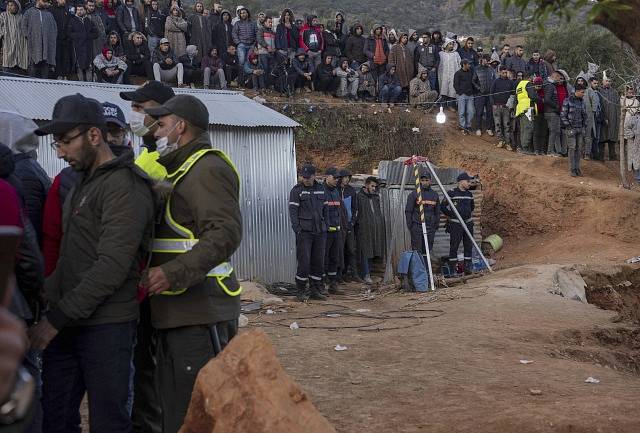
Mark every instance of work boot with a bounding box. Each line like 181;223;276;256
328;277;345;295
464;259;473;275
363;274;373;284
295;280;310;302
487;130;494;136
309;281;327;301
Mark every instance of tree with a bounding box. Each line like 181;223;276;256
463;0;640;55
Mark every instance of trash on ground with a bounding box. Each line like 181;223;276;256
529;389;542;395
625;256;640;264
238;314;249;328
326;313;341;318
585;377;600;384
289;322;299;330
412;127;420;133
265;309;275;315
519;360;534;364
355;308;371;313
334;344;348;351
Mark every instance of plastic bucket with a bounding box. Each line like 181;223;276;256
482;234;503;253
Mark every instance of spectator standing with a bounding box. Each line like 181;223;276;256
178;44;202;87
598;72;620;161
50;0;73;79
212;9;233;54
585;77;602;159
164;5;187;57
388;31;414;95
22;0;57;78
202;46;226;89
438;37;461;106
68;4;98;82
256;16;276;88
338;169;359;281
208;2;222;26
458;37;478;69
299;15;324;69
102;0;117;32
505;45;527;75
145;0;165;54
414;32;439;93
231;6;256;84
490;66;514;149
152;38;184;86
322;167;344;296
116;0;142;45
86;0;107;63
406;29;418;58
543;49;557;77
364;24;388;83
623;99;640;183
355;177;385;284
187;2;211;63
527;49;548;80
474;54;496;136
357;62;376;101
515;76;539;154
453;59;480;134
93;47;127;83
344;24;366;69
378;63;402;104
275;8;299;59
532;76;548;155
544;71;568;157
561;84;588;176
409;69;437;107
124;31;153;81
431;30;443;50
0;0;29;73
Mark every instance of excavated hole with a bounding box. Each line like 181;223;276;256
549;267;640;375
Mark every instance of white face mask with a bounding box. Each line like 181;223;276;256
155;121;181;156
130;110;156;137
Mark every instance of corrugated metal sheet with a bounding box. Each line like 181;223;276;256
379;160;466;185
0;76;299;128
380;184;483;268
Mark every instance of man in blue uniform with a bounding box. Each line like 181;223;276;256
288;164;328;301
338;169;358;282
441;172;475;275
405;171;440;254
323;167;344;295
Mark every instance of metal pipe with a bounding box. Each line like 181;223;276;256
383;164;409;283
424;161;493;273
412;163;436;291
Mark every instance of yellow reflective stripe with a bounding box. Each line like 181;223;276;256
215;275;242;296
152;238;199;252
157;262;240;296
158;288;188;296
206;262;233;277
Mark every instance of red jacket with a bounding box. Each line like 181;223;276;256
41;175;62;277
0;178;21;227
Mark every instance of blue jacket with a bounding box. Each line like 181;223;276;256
275;23;299;50
441;187;474;223
13;153;51;242
323;184;342;229
288;181;327;234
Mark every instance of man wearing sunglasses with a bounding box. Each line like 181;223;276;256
31;93;155;433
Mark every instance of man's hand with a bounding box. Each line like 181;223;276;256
0;308;27;402
146;267;171;295
165;58;173;65
28;318;58;351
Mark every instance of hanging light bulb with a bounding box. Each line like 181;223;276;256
436;106;446;124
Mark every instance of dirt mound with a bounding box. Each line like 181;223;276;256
179;330;336;433
581;266;640;324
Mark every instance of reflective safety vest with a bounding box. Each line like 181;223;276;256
515;80;537;117
151;148;242;297
135;148;168;180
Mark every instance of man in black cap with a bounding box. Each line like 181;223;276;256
405;170;440;255
119;81;174;433
29;94;155;433
338;168;359;281
143;94;242;433
102;102;130;150
288;164;328;301
323;167;344;295
441;172;475;275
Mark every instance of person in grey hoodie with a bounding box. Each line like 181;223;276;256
474;54;496;136
231;6;256;84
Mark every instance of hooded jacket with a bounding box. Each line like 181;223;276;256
323;22;340;57
560;94;587;130
388;34;414;87
116;2;142;34
231;6;256;45
438;38;461;97
105;30;125;57
45;149;154;330
474;63;496;95
364;25;389;65
292;50;312;74
275;9;298;51
152;45;179;69
378;63;400;92
213;9;233;53
0;0;29;69
144;4;166;37
68;13;99;69
344;24;366;64
299;15;323;53
125;31;150;64
0;111;51;242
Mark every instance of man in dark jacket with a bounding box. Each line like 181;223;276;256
344;24;367;69
405;171;440;255
31;94;154;433
338;169;358;281
474;54;496;136
505;45;527;74
457;37;478;69
0;112;51;243
527;49;548;80
364;25;389;82
561;84;588;176
323;167;344;295
145;95;241;433
275;8;298;59
355;176;385;284
231;6;256;83
414;32;440;93
68;4;98;81
491;65;515;148
289;164;327;301
378;63;402;104
454;59;480;134
314;54;339;95
178;44;203;86
144;0;165;54
212;9;233;55
544;71;569;156
299;15;324;69
441;172;475;275
292;48;313;91
51;0;73;79
124;31;153;81
222;44;240;85
116;0;141;44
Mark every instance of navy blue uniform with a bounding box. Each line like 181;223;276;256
441;187;475;265
289;181;327;285
339;183;358;276
405;188;440;253
323;184;343;281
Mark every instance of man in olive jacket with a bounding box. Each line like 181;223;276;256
145;94;242;433
30;93;155;433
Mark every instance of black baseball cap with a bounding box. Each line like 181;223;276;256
102;102;127;128
119;80;175;104
325;167;341;177
419;171;431;180
300;164;316;178
35;93;106;136
145;94;209;130
457;172;473;182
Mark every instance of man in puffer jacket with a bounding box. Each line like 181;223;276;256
231;5;256;83
561;84;588;177
0;111;51;243
473;54;496;136
299;15;324;68
344;23;366;69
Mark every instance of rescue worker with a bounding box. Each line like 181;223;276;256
338;168;359;282
31;94;155;433
323;167;344;295
288;164;328;301
119;80;175;433
120;80;175;180
515;76;538;154
143;94;242;433
405;171;440;254
441;172;475;275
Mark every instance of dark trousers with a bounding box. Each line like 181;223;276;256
295;231;326;282
449;221;474;261
42;321;136;433
324;231;341;278
410;224;435;254
125;61;154;83
29;61;50;79
341;229;357;275
474;94;494;131
183;68;203;85
224;64;239;83
315;76;339;94
533;112;549;154
132;300;161;433
155;321;237;433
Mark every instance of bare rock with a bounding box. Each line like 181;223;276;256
240;281;282;304
552;268;587;303
179;330;336;433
